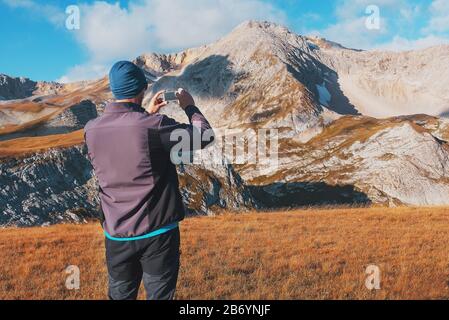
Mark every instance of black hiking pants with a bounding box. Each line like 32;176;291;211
105;227;180;300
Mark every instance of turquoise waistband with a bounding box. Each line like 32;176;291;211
104;222;179;242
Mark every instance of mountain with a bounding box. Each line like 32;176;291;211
1;21;449;227
0;74;37;101
318;45;449;118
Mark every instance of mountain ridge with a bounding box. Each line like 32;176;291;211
1;20;449;226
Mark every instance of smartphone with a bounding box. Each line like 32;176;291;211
163;91;178;102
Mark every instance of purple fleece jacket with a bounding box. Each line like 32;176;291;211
84;102;214;238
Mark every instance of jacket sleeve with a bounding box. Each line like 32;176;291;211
157;105;215;153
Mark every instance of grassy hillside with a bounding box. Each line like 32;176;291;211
1;207;449;300
0;129;84;158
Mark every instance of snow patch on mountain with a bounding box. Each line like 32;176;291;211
316;82;331;107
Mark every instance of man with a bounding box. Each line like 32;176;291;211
84;61;214;300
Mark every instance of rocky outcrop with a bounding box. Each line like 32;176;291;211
0;74;37;100
0;146;97;226
242;116;449;207
0;144;254;227
45;100;98;130
0;100;98;141
315;44;449;118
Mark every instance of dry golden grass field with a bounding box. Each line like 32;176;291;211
2;206;449;300
0;130;84;158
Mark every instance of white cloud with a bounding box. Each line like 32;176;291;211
147;0;285;49
72;0;284;62
317;0;400;50
423;0;449;33
318;0;442;51
369;0;449;52
9;0;448;82
2;0;65;26
61;0;285;82
74;2;156;63
334;0;413;21
399;5;421;22
320;16;388;50
5;0;285;82
375;34;449;51
57;63;109;83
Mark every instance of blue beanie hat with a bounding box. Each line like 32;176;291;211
109;61;148;99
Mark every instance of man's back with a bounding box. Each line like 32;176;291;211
85;102;212;238
86;61;214;300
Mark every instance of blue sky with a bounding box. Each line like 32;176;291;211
1;0;448;82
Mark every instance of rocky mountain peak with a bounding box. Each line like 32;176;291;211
305;36;353;51
232;20;292;34
0;74;37;100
